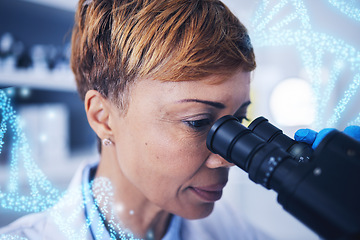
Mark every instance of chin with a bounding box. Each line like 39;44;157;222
182;202;215;220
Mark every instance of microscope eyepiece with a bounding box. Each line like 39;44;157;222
206;115;360;239
248;116;313;163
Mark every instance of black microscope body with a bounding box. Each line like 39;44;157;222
206;115;360;240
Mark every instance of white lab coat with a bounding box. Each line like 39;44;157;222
0;160;271;240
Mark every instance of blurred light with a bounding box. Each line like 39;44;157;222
0;33;14;52
39;133;48;142
270;78;316;126
115;203;124;213
47;110;56;119
5;88;15;97
20;88;31;98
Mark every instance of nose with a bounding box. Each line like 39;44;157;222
205;152;235;169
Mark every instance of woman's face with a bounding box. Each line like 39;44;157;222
109;68;250;219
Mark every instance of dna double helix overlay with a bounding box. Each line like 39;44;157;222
250;0;360;130
0;90;138;239
328;0;360;22
0;90;61;213
0;0;359;239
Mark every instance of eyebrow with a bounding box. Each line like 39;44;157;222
178;99;226;109
178;99;251;110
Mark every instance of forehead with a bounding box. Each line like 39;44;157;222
133;69;251;105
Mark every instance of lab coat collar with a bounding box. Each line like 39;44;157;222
81;161;182;240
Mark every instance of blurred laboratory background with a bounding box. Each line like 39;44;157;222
0;0;359;239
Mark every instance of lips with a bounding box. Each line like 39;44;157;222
190;183;226;202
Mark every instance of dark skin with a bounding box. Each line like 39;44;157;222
85;67;251;239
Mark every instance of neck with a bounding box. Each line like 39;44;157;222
94;148;172;240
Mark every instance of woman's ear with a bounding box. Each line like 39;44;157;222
84;90;113;140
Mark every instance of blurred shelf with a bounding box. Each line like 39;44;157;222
0;69;76;91
0;0;75;91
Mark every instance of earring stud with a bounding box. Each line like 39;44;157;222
102;138;113;146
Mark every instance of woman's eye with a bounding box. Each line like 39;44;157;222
184;119;211;130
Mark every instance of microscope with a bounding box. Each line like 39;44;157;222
206;115;360;240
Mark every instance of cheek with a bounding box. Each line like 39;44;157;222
141;134;209;207
143;128;208;184
149;133;208;174
120;122;208;200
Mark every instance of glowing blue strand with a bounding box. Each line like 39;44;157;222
0;90;62;212
251;0;270;28
307;48;325;128
292;0;312;29
348;113;360;126
269;12;299;32
328;0;360;22
253;0;289;32
251;0;360;129
327;74;360;127
0;97;9;155
252;0;312;34
48;177;141;240
0;235;28;240
0;87;142;240
317;59;344;126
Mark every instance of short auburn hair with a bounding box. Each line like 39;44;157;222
71;0;256;109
